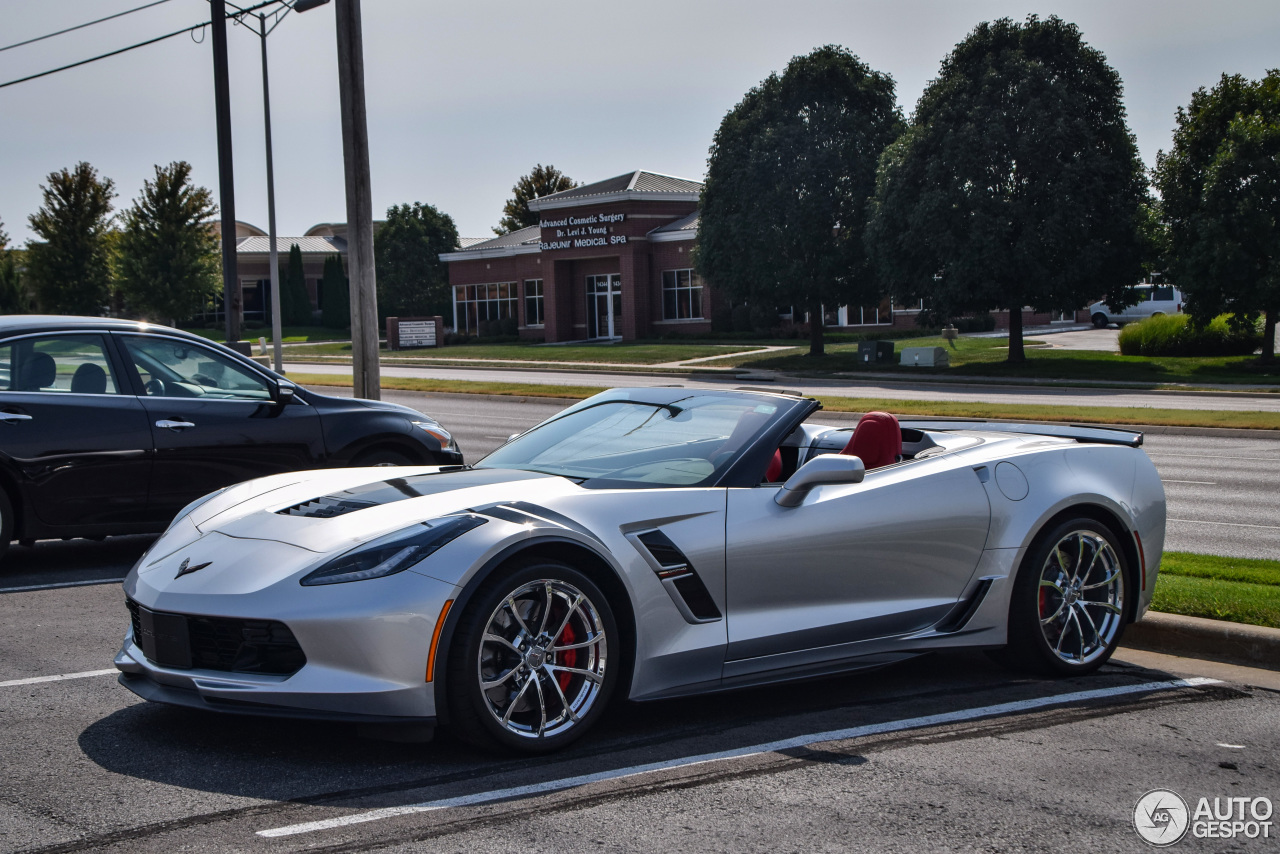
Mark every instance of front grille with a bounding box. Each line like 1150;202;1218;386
126;598;306;676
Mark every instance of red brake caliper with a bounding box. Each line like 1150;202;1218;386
556;621;577;693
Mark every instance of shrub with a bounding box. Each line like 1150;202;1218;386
954;313;996;333
1118;313;1260;356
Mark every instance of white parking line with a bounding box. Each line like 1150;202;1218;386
258;677;1220;839
0;669;117;688
1162;480;1216;485
1169;518;1280;531
0;578;125;594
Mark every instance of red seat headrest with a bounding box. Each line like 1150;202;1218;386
840;411;901;470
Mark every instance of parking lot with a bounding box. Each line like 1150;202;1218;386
2;391;1277;853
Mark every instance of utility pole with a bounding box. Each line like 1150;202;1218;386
209;0;240;344
334;0;379;399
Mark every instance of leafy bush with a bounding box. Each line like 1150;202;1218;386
1118;313;1260;356
954;313;996;333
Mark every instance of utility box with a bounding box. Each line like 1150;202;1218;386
900;346;950;367
857;340;895;364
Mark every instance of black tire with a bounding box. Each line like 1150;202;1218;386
351;447;414;467
446;557;619;753
991;516;1130;677
0;488;12;563
1091;313;1109;329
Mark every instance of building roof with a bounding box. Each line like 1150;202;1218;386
236;236;346;255
649;211;699;242
527;170;702;211
438;226;541;261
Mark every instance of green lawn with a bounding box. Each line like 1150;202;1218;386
700;335;1280;386
184;326;348;344
287;340;784;364
288;373;1280;430
1151;551;1280;628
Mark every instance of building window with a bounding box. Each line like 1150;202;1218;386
524;279;544;326
454;282;518;335
662;269;703;320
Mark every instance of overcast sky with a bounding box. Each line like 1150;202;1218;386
2;0;1278;246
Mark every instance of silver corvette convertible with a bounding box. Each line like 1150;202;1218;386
117;387;1165;752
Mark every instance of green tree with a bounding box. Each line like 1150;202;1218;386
320;254;350;329
0;218;31;314
866;16;1147;362
25;162;116;315
279;243;312;326
697;45;903;356
375;202;458;319
494;164;578;235
1154;71;1280;363
114;162;219;325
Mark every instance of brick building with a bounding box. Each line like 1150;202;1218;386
439;169;1092;341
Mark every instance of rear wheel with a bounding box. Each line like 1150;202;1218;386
1092;313;1109;329
994;517;1129;676
446;558;617;753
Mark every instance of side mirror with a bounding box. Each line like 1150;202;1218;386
774;453;865;507
272;379;298;407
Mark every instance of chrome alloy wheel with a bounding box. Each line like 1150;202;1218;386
1037;529;1126;666
477;579;608;740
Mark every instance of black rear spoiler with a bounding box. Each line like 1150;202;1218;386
899;420;1144;448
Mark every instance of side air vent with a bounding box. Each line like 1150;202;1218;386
634;530;722;622
277;496;378;518
936;578;995;633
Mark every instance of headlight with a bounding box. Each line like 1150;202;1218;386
412;420;453;448
299;514;486;586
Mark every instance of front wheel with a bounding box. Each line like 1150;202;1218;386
1091;313;1109;329
351;447;414;467
446;558;618;753
994;517;1129;676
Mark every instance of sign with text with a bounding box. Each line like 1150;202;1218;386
398;321;437;348
540;212;627;251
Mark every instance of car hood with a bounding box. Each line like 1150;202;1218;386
150;466;580;560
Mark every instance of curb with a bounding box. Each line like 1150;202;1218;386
1122;611;1280;672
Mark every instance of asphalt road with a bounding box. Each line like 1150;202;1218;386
1;577;1276;854
286;361;1280;412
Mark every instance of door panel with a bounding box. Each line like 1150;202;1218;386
0;334;152;528
115;334;326;520
725;462;991;666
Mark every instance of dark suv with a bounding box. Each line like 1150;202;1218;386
0;316;463;560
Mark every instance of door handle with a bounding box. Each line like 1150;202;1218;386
156;419;196;431
0;412;33;423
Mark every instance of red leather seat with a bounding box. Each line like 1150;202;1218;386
840;411;901;470
765;449;783;482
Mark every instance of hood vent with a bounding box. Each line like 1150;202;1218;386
277;468;549;519
278;495;378;519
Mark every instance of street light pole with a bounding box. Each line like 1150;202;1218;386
257;12;283;373
231;0;329;373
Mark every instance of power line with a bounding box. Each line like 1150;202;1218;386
0;0;286;90
0;23;205;89
0;0;176;53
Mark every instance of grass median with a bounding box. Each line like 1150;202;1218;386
1152;552;1280;629
289;373;1280;430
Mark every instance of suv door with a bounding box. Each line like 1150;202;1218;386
723;457;991;678
0;333;152;530
113;333;326;521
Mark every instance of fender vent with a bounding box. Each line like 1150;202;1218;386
936;578;995;633
635;530;722;621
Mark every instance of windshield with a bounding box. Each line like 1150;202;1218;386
475;395;783;488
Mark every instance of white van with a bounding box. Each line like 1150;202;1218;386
1088;284;1183;328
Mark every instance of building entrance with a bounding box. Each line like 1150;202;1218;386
587;273;622;339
